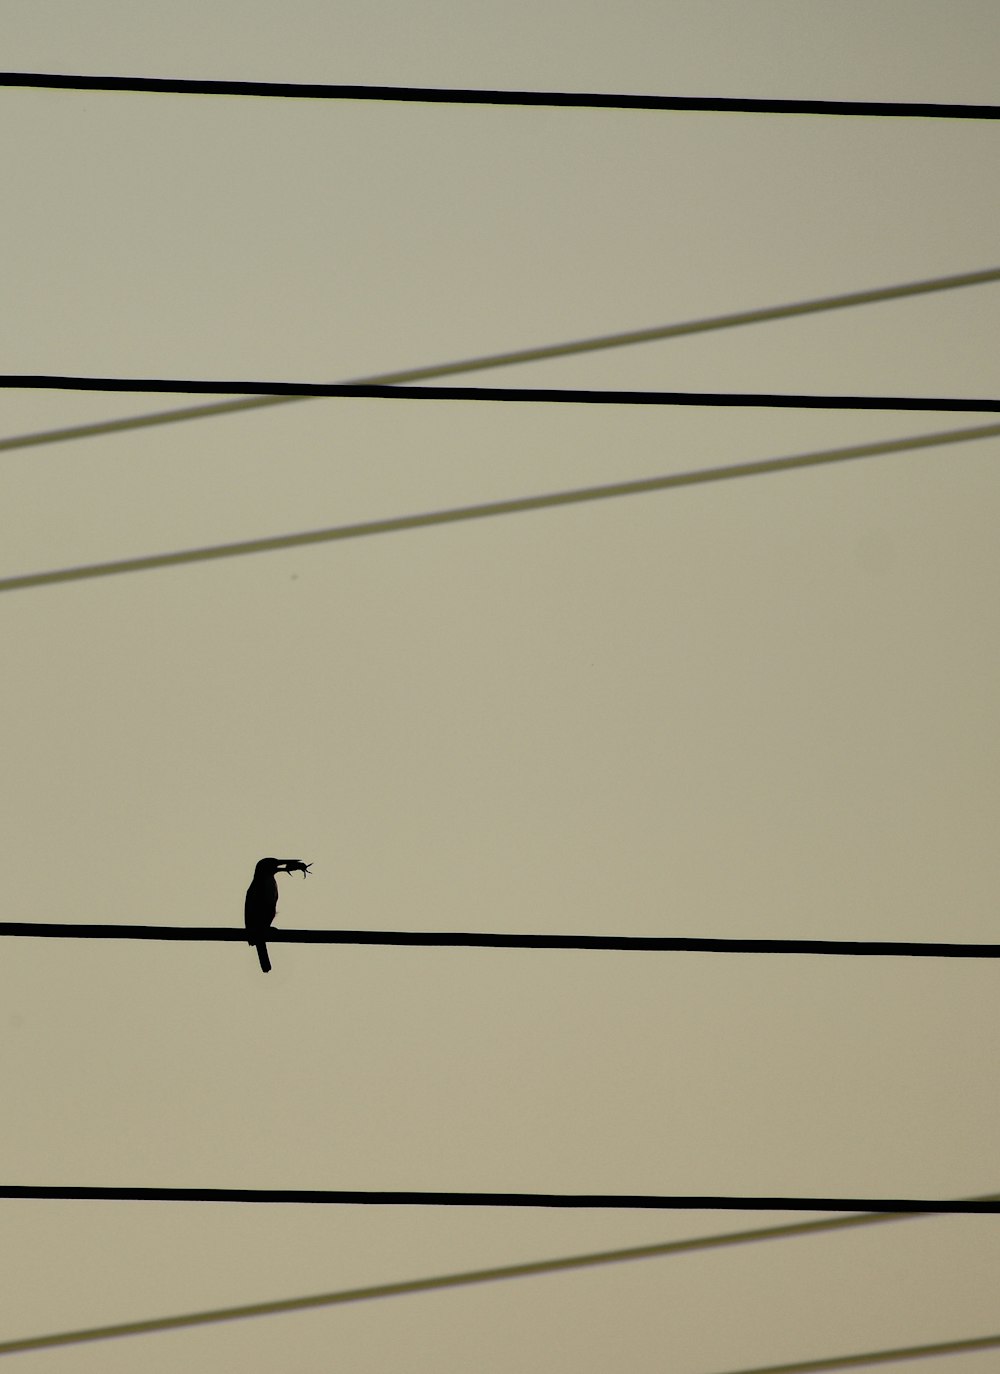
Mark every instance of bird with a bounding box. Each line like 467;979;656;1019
244;857;312;973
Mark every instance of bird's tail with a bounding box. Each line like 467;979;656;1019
255;942;271;974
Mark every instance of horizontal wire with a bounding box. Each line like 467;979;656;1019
2;419;999;595
4;1200;996;1358
2;1187;999;1212
710;1331;1000;1374
2;71;998;118
5;377;1000;413
2;266;997;457
2;923;999;958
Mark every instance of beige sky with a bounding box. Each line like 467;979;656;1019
2;3;999;1369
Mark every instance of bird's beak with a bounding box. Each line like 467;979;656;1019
275;859;311;875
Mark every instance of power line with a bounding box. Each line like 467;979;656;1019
2;266;997;456
709;1332;1000;1374
2;1186;999;1211
2;923;999;958
2;71;998;119
3;1202;994;1358
6;376;1000;414
2;419;999;595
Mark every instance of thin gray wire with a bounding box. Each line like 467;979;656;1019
2;266;998;456
2;420;999;594
2;1200;995;1356
708;1332;1000;1373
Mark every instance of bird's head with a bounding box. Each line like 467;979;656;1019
253;857;283;876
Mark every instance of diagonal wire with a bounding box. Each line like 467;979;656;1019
707;1332;1000;1373
1;1198;996;1357
1;266;998;456
2;71;999;119
2;419;999;595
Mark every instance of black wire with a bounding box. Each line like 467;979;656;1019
1;71;998;118
1;923;998;957
2;1185;999;1210
5;377;1000;413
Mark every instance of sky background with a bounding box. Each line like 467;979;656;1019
1;2;999;1369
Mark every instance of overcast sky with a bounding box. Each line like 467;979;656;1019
2;3;999;1370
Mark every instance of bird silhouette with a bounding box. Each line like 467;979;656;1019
245;857;312;973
